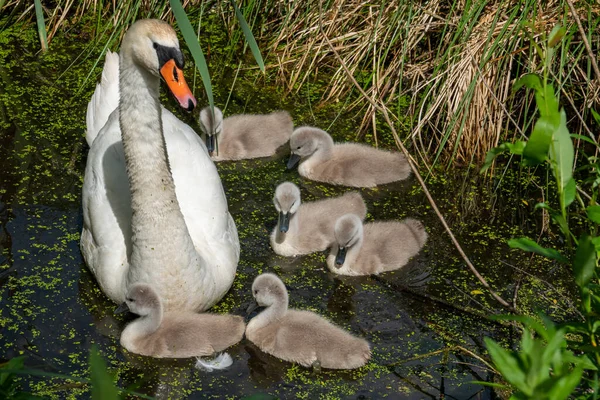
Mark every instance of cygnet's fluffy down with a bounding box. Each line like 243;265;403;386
270;182;367;257
246;273;371;369
287;126;411;187
199;106;293;161
327;214;428;276
118;283;245;359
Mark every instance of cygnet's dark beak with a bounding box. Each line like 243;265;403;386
287;153;301;169
335;247;347;268
114;302;130;314
246;301;259;315
206;135;215;154
278;211;290;233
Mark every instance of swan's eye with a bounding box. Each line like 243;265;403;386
152;42;158;49
254;290;258;295
296;146;301;150
127;297;135;302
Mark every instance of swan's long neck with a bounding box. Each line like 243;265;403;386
249;297;288;332
121;307;163;350
118;55;200;293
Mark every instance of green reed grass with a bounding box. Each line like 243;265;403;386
4;0;598;169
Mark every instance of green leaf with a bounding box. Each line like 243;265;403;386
570;134;599;147
480;141;526;173
89;345;119;400
484;338;530;394
592;236;600;253
548;25;566;48
514;73;542;93
587;206;600;224
169;0;214;110
536;84;559;118
34;0;48;52
550;110;574;212
573;234;596;288
508;238;569;263
592;109;600;127
231;0;265;73
563;178;576;207
546;365;583;400
522;115;555;165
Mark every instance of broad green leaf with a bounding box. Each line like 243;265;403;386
563;178;576;207
536;84;559;118
484;338;530;394
89;345;119;400
548;25;566;48
587;206;600;224
573;234;596;288
513;73;542;93
231;0;265;73
480;141;526;173
546;365;583;400
549;110;574;211
522;115;555;165
170;0;214;110
508;238;569;263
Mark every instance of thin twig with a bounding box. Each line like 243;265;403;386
565;0;600;82
317;1;515;312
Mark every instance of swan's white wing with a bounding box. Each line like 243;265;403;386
163;109;240;297
85;50;120;146
81;110;130;302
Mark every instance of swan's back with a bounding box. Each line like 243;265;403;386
126;313;245;358
249;309;370;369
294;192;367;245
302;143;411;187
215;111;293;161
270;191;366;256
360;218;428;273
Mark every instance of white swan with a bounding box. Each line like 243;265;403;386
81;19;239;312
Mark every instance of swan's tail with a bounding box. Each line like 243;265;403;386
194;353;233;372
85;50;120;146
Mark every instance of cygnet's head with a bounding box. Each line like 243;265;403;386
118;283;162;316
273;182;301;233
251;273;288;308
199;106;224;154
120;19;196;111
287;127;332;169
333;214;364;268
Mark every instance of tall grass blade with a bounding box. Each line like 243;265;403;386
231;0;265;73
89;345;119;400
169;0;213;110
33;0;48;52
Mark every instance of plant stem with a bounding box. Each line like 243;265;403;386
565;0;600;83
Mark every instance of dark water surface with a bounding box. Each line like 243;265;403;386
0;16;571;400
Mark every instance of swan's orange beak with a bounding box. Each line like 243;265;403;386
160;59;197;112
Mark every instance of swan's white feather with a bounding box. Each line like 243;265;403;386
194;353;234;372
81;52;239;310
85;50;120;146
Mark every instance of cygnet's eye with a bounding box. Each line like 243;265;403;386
254;290;258;295
296;146;301;150
127;297;135;302
152;42;158;49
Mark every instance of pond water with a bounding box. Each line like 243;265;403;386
0;15;575;400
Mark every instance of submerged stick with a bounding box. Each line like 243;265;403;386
317;1;515;312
